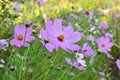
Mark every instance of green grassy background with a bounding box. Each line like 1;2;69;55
0;0;120;80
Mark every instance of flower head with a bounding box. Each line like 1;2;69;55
10;25;35;47
65;58;86;70
12;2;21;12
116;59;120;70
96;36;113;57
0;39;8;51
75;53;86;67
25;21;31;27
81;43;94;57
37;0;45;6
105;33;113;39
100;23;109;29
48;19;82;52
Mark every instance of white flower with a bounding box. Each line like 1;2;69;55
75;53;86;67
0;64;4;68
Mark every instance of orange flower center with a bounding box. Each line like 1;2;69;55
18;35;23;40
102;44;105;47
58;35;64;41
83;50;87;53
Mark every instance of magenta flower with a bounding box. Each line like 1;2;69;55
37;0;45;6
81;43;94;57
10;25;35;47
96;37;113;57
65;58;86;70
116;59;120;70
12;2;21;12
100;23;109;29
48;19;82;52
0;39;8;51
105;33;113;39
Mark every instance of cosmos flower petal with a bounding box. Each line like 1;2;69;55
10;39;22;47
64;31;82;43
116;59;120;70
37;0;45;6
65;43;80;51
45;43;55;53
73;61;86;70
53;19;62;31
65;58;72;65
77;59;86;67
40;28;48;39
60;43;69;52
24;42;30;47
75;66;86;71
46;18;52;31
63;26;74;34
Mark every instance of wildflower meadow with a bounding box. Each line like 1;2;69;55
0;0;120;80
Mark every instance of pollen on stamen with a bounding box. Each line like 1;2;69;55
58;35;64;41
18;35;23;40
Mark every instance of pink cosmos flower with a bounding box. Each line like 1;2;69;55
105;33;113;39
81;43;94;57
37;0;45;6
65;58;86;70
116;59;120;70
75;53;86;67
96;37;113;57
10;25;35;47
0;39;8;51
48;19;82;52
100;23;109;29
12;2;21;12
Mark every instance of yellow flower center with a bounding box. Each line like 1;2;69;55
58;35;64;41
18;35;23;40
